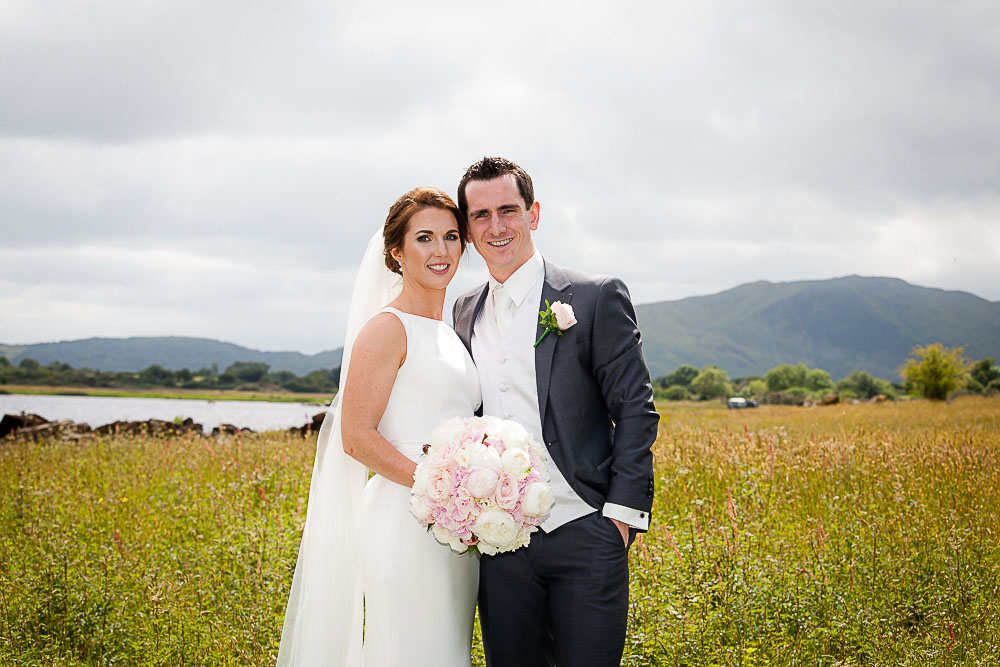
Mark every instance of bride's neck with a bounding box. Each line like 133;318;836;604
389;284;446;321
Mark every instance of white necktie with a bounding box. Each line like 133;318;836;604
493;284;514;335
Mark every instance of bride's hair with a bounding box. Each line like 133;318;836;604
383;187;467;275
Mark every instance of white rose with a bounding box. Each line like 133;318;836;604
522;482;554;517
411;462;431;495
473;508;518;548
492;420;531;451
550;301;578;330
432;523;468;553
500;448;532;478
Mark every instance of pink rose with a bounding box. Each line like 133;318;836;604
495;471;520;510
427;468;453;505
550;301;577;330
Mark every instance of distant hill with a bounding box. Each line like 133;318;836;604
0;337;343;375
4;277;998;382
636;276;1000;381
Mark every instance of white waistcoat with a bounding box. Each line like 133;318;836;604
472;270;595;532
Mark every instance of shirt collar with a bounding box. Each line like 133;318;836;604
488;250;544;308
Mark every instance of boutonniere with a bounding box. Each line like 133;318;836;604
534;300;577;348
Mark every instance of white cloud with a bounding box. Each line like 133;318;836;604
1;0;998;351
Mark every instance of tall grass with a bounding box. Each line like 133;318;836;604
1;397;998;665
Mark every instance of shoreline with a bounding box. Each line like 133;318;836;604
0;384;333;405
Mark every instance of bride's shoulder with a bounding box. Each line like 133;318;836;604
353;311;407;356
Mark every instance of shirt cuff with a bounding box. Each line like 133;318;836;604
602;503;649;531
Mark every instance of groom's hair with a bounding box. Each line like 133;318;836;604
457;157;534;218
383;187;467;275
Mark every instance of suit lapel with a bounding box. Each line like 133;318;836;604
455;285;489;354
535;260;572;429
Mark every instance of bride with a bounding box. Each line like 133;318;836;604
276;187;481;666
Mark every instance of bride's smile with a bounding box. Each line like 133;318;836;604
391;207;462;290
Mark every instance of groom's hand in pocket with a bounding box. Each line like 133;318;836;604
609;517;629;547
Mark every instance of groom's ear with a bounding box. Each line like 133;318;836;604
529;201;540;230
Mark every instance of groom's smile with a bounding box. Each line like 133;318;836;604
465;174;539;283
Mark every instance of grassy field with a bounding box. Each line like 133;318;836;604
1;397;998;665
0;384;332;405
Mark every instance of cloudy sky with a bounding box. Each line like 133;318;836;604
2;0;999;353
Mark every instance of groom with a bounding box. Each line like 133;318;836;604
453;157;659;667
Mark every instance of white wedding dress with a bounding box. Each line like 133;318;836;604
357;307;481;666
277;227;480;667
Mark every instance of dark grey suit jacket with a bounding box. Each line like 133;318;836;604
452;259;659;522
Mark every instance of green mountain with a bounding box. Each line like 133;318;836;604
636;276;1000;381
0;337;343;375
4;277;998;382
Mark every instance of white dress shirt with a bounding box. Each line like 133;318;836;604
472;250;648;532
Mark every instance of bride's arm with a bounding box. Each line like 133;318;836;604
340;313;418;487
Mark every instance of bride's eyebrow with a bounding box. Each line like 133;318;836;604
412;228;460;235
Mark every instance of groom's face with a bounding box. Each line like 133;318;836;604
465;175;539;283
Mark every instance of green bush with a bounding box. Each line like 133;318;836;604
691;366;732;400
662;385;689;401
900;343;969;400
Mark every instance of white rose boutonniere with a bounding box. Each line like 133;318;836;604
534;300;577;348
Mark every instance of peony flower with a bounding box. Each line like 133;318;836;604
409;495;435;524
482;435;506;455
522;482;555;517
473;508;518;548
463;467;500;499
432;523;467;552
429;417;466;448
412;462;431;495
500;448;532;478
466;443;503;470
492;420;531;451
446;495;478;525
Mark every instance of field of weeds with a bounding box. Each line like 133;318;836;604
1;396;998;665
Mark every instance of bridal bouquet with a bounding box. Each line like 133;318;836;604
410;416;554;556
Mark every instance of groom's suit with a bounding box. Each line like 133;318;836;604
453;258;659;667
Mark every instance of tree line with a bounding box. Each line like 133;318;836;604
653;343;1000;403
4;342;998;402
0;357;340;394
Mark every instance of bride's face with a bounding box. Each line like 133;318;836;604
391;207;463;290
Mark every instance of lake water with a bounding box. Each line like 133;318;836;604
0;394;330;433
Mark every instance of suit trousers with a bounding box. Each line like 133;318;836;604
478;512;632;667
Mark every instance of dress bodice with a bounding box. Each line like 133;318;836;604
376;307;481;461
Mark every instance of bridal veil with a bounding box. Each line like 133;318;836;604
276;228;401;666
